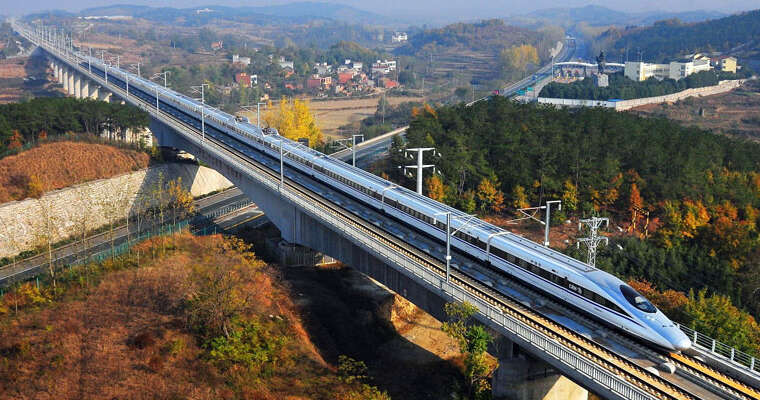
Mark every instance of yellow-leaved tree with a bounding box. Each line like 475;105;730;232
265;97;324;148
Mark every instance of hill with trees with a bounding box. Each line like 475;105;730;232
378;97;760;353
594;9;760;62
395;20;564;81
0;97;150;156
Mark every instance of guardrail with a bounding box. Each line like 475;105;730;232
677;323;758;374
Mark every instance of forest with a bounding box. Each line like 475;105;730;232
594;10;760;62
540;70;746;100
0;97;149;156
382;97;760;353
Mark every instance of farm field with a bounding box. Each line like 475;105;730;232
309;95;424;138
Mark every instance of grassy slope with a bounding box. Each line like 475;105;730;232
0;233;383;399
0;141;150;203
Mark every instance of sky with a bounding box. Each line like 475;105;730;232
5;0;759;21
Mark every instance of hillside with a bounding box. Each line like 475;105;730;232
595;9;760;62
0;233;391;399
0;141;150;203
77;2;398;27
507;5;725;28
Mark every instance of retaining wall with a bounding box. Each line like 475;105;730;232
537;79;747;110
0;163;232;259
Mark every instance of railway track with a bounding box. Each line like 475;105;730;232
50;41;758;400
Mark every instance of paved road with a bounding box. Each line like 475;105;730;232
0;187;258;286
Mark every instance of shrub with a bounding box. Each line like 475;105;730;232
206;319;287;374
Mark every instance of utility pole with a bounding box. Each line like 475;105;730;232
151;71;170;87
543;200;561;247
401;147;440;195
577;217;609;267
335;134;364;167
382;93;386;125
191;84;209;142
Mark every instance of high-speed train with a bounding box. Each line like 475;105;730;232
61;44;690;352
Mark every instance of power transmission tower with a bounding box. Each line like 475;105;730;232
399;147;440;195
577;217;609;267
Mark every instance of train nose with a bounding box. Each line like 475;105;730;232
664;328;692;352
673;335;692;352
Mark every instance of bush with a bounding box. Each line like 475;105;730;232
207;319;287;374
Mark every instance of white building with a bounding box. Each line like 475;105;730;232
371;59;397;76
314;62;332;75
392;32;408;43
625;57;713;82
232;54;251;66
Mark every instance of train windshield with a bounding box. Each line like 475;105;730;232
619;284;657;313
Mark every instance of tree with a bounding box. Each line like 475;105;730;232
684;289;760;355
441;302;493;399
561;179;578;213
7;130;22;150
511;185;529;210
264;97;324;148
499;44;538;79
476;178;505;214
166;177;195;225
426;175;446;202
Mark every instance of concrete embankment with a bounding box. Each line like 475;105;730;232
0;163;232;259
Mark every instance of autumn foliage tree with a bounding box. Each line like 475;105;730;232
425;175;446;202
499;44;539;79
264;97;324;148
476;178;505;214
7;130;22;150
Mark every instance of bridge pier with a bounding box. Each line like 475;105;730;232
52;61;58;81
89;85;99;100
81;80;89;99
491;338;588;400
68;69;76;96
74;74;82;98
98;89;112;103
62;67;69;92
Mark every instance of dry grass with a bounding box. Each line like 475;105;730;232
0;141;150;203
307;96;423;138
0;233;382;399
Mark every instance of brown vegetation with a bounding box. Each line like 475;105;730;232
0;141;150;203
0;233;391;399
630;80;760;140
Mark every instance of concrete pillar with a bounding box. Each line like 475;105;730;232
58;65;64;84
62;68;69;93
81;80;90;99
68;70;75;96
491;340;588;400
89;85;99;100
52;61;58;80
98;90;112;103
74;74;81;98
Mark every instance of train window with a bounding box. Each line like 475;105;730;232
619;285;657;313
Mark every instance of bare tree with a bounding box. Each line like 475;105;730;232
72;183;97;266
33;196;60;289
